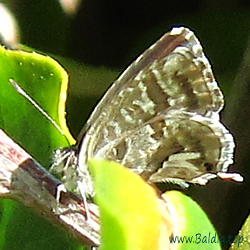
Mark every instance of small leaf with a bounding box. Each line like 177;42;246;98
88;159;168;250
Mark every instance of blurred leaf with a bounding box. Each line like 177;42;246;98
162;191;221;250
57;57;119;136
229;215;249;250
15;0;71;55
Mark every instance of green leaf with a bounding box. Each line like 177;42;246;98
89;159;222;250
162;191;222;250
0;45;82;249
88;159;166;250
0;46;75;165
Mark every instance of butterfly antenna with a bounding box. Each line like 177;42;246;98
9;79;65;135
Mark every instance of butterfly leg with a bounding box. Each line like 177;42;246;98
53;183;68;214
77;179;91;221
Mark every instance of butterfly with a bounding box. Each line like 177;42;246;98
52;26;243;198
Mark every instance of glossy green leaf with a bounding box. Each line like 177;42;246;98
0;46;75;164
0;45;82;250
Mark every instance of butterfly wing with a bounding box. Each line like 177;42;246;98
92;110;234;186
79;27;225;162
77;27;236;196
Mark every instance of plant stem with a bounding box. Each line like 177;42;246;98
0;129;100;248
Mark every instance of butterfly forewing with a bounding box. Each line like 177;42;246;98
73;27;239;196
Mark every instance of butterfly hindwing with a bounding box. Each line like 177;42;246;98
90;110;234;186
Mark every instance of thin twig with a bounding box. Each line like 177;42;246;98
0;129;100;248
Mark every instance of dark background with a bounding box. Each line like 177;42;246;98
3;0;250;249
